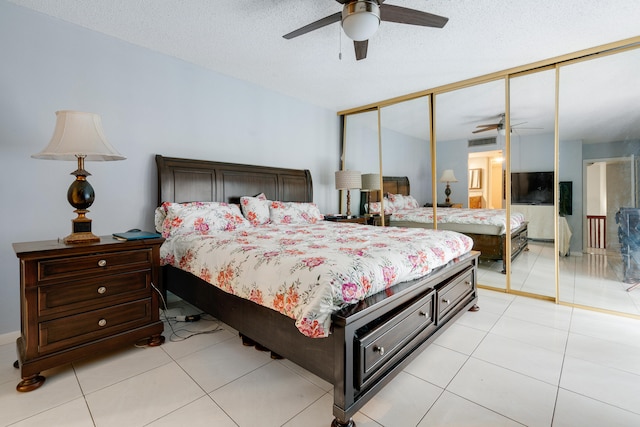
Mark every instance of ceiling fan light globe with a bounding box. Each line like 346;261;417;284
342;1;380;41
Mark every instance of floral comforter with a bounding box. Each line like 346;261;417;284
391;208;526;235
160;222;473;338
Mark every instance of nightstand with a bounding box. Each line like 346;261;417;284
366;214;391;226
13;236;165;392
324;216;367;225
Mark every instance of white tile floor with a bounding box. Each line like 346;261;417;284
3;288;640;427
477;241;640;316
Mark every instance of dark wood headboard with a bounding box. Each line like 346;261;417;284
369;176;411;202
156;155;313;205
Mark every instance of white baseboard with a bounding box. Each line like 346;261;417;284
0;331;19;346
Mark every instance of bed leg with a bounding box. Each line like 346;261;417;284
331;417;355;427
469;304;480;312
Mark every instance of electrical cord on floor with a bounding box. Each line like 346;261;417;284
150;282;224;342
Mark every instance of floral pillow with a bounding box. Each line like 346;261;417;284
240;193;271;226
403;195;420;208
158;201;249;238
269;201;324;224
367;198;395;215
387;193;420;210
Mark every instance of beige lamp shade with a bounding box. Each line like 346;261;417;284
335;170;362;190
361;173;381;191
32;111;125;161
439;169;458;183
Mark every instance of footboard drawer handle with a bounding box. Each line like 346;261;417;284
442;299;451;305
465;280;472;286
97;286;107;294
98;319;107;327
98;259;107;267
374;346;385;356
419;310;428;317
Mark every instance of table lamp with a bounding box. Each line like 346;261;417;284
335;170;361;218
439;169;458;204
361;173;381;216
32;110;125;244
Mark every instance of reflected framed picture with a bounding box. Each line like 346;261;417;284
559;181;572;216
469;168;482;189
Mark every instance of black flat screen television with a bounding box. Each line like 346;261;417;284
511;171;554;205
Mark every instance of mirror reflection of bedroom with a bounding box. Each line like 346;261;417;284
341;39;640;319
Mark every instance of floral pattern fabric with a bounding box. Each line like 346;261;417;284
387;193;420;209
391;207;526;235
156;201;249;238
240;194;270;226
160;222;473;338
269;201;323;224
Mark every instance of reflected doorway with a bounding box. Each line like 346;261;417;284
468;150;504;209
585;157;636;255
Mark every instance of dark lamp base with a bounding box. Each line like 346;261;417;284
64;211;99;244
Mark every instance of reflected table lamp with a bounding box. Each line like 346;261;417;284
32;110;125;244
439;169;458;204
361;173;381;216
335;170;361;218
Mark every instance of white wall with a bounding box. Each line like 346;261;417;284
0;2;341;336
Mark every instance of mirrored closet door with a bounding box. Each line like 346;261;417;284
558;46;640;314
342;110;380;217
379;96;432;208
508;68;557;298
434;79;507;290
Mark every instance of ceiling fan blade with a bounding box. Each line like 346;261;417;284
335;0;386;3
380;4;448;28
283;12;341;39
472;128;495;134
354;40;368;60
475;123;499;128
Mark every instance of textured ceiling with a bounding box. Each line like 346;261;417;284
8;0;640;142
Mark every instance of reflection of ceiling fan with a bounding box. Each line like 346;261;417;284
472;114;540;134
283;0;448;60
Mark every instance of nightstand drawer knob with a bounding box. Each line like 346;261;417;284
98;259;107;267
98;319;107;327
374;345;385;356
442;299;451;305
97;286;107;294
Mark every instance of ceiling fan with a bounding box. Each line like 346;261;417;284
282;0;448;60
472;114;540;135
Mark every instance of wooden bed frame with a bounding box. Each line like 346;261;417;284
156;156;479;427
372;176;528;273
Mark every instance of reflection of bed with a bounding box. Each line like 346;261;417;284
374;176;528;273
156;156;479;427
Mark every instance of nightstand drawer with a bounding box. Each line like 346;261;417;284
38;298;154;355
38;270;151;318
37;249;152;282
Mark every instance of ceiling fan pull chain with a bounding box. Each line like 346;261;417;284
339;25;342;60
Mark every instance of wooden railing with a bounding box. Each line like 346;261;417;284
587;215;607;249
